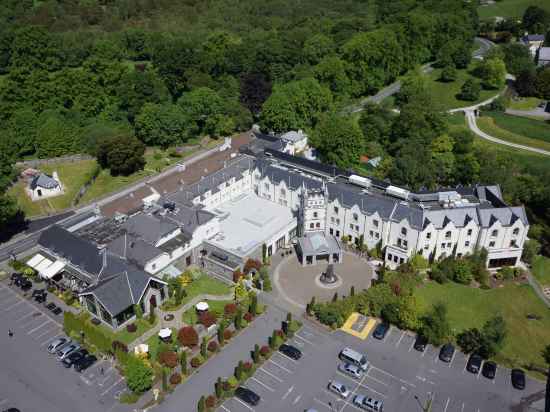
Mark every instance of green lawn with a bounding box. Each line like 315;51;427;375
484;111;550;143
180;276;233;306
145;327;177;360
8;159;98;217
424;64;501;111
182;299;233;325
477;115;550;152
478;0;550;19
473;138;549;174
415;281;550;375
97;318;158;346
532;256;550;287
507;97;542;111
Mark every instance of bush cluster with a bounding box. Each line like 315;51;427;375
169;372;182;385
178;326;199;347
158;351;178;368
190;355;204;368
207;340;219;353
126;323;137;333
198;311;217;328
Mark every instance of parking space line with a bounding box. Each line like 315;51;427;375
448;351;457;368
313;397;333;411
294;333;315;346
282;385;294;400
249;377;274;392
234;396;255;411
0;298;25;311
258;367;283;383
220;405;231;412
461;402;465;412
408;337;416;352
27;319;52;335
16;310;39;322
100;377;124;397
40;333;63;346
370;366;416;388
363;372;388;387
443;397;450;412
268;359;293;374
275;351;299;364
395;330;405;347
0;297;20;309
34;325;59;339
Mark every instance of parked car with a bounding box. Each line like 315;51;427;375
57;343;80;361
35;293;47;303
338;362;363;380
45;302;56;310
33;289;47;302
279;344;302;360
47;337;72;354
19;278;32;291
328;381;350;398
439;343;455;363
62;349;89;368
482;361;497;380
10;272;22;282
372;323;390;340
52;307;62;315
414;335;428;352
511;369;526;390
353;394;384;411
13;274;24;286
235;387;260;406
466;354;483;374
2;408;21;412
74;355;98;372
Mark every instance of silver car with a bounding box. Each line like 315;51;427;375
57;343;80;361
353;394;384;411
47;337;71;354
338;362;363;379
328;381;350;399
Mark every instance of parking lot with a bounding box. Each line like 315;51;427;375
0;279;127;412
217;321;546;412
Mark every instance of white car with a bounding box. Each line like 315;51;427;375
353;394;384;411
57;343;80;361
328;381;350;399
47;337;71;354
338;362;363;379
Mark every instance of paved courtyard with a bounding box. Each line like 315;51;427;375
273;253;373;308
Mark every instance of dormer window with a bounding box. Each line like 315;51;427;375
426;232;432;239
467;229;472;236
401;227;407;236
373;219;379;227
445;231;451;239
491;230;498;238
313;212;318;218
334;206;339;214
280;188;286;197
512;228;519;236
353;213;358;221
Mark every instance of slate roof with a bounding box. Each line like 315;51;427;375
423;208;479;229
539;47;550;61
280;131;306;143
326;183;397;219
255;159;324;191
30;173;59;190
522;34;545;42
160;201;216;237
108;232;162;267
477;206;528;228
123;213;178;245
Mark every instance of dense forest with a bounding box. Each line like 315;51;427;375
0;0;548;257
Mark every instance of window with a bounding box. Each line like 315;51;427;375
388;253;393;261
447;242;452;248
373;220;379;227
403;240;408;249
369;230;374;238
331;217;335;223
330;228;334;235
426;232;431;239
336;230;340;237
489;241;495;247
313;212;318;218
510;240;517;247
264;183;269;190
280;188;286;197
375;232;380;239
467;229;472;236
310;223;314;229
316;222;321;228
334;206;339;214
401;227;407;236
424;244;429;250
350;224;354;230
441;243;446;249
397;238;402;247
445;231;451;239
393;255;398;263
400;258;404;264
355;225;359;231
513;228;519;236
465;241;470;247
491;230;498;237
353;213;358;221
336;219;340;225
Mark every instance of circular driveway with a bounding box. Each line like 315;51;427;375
273;253;373;309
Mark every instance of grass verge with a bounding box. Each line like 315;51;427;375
532;256;550;287
181;300;233;325
415;281;550;378
507;97;542;111
476;116;550;152
478;0;550;20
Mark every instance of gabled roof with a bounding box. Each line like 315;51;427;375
326;183;397;219
30;173;59;190
423;208;479;229
280;131;307;143
123;214;178;245
391;202;423;229
160;197;216;237
256;159;324;191
108;232;162;268
477;206;528;227
522;34;545;42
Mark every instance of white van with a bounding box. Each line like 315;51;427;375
339;347;368;370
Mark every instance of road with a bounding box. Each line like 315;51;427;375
345;37;493;114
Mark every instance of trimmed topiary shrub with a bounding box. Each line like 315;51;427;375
169;372;182;385
126;323;137;333
224;303;238;317
223;329;232;340
112;340;128;353
207;340;219;353
260;345;270;357
206;395;217;408
158;351;178;368
243;312;253;322
178;326;199;348
199;311;217;328
190;355;204;368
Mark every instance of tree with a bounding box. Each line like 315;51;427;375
95;134;145;176
440;65;457;83
522;239;540;265
501;43;534;76
253;344;260;364
234;308;243;330
457;327;484;354
215;377;223;398
313;56;352;96
0;194;25;243
260;78;332;133
217;322;225;345
515;69;537;97
249;292;258;316
542;345;550;365
452;260;473;285
124;356;153;394
522;6;550;33
198;395;205;412
458;79;481;101
421;302;451;346
200;339;207;358
310;112;364;169
180;350;187;375
239;72;271;116
535;68;550;99
479;315;507;358
475;58;506;90
303;34;335;64
134;304;142;320
135;103;188;148
178;326;199;348
177;87;228;137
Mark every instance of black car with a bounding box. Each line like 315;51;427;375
414;335;428;352
373;323;390;340
279;344;302;360
10;272;22;282
33;289;47;301
482;361;497;379
52;307;63;315
74;354;97;372
466;354;483;374
35;293;47;303
511;369;525;390
45;302;57;311
19;278;32;291
3;408;21;412
235;387;260;406
439;343;455;362
62;349;89;368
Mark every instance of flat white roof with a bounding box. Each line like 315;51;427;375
206;193;296;257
